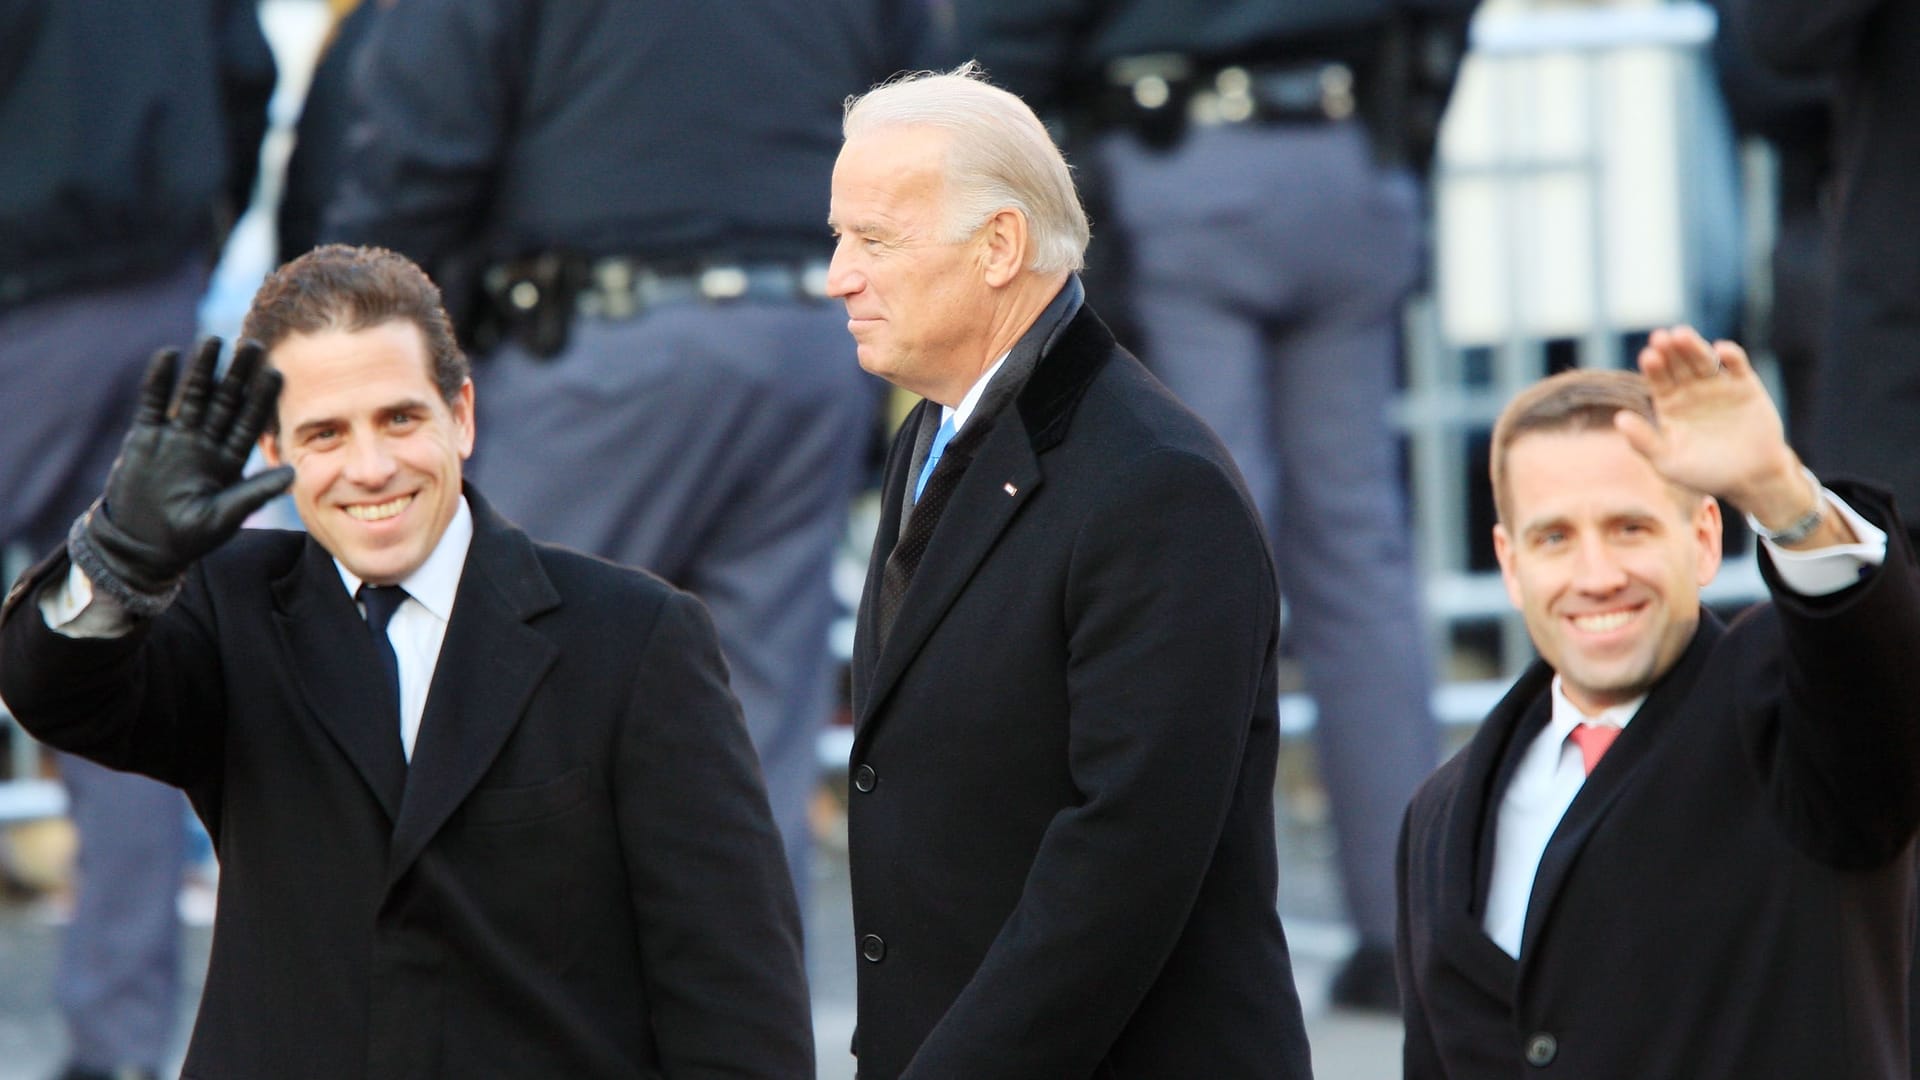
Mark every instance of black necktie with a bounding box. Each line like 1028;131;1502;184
876;418;986;642
358;584;407;719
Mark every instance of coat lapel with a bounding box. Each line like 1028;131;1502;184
851;401;923;725
855;414;1041;738
273;540;409;822
851;299;1114;741
1516;613;1726;964
1431;663;1553;1001
384;491;560;889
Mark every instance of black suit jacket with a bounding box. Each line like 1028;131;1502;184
0;488;811;1079
846;300;1312;1079
1397;484;1920;1079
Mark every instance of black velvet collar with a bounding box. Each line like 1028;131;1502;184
1014;297;1118;455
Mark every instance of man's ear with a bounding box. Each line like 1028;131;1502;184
1693;494;1723;586
979;208;1028;288
258;431;283;466
1493;523;1524;611
451;379;476;460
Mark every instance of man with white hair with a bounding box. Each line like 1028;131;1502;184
832;65;1313;1078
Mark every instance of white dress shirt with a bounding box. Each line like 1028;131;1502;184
335;497;472;760
1481;484;1889;957
42;497;476;763
908;352;1010;505
947;351;1010;434
1482;684;1644;956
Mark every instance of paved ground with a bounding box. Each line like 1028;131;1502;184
0;745;1404;1079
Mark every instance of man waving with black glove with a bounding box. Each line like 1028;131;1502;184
0;244;813;1079
63;337;294;619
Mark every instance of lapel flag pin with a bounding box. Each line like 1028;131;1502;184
1003;482;1019;497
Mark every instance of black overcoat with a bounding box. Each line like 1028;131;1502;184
0;487;812;1079
847;302;1313;1078
1398;486;1920;1078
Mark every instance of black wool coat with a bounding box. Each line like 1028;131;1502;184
0;488;812;1079
1398;485;1920;1079
847;302;1314;1079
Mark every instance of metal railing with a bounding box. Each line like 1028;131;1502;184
1402;0;1761;724
2;541;67;823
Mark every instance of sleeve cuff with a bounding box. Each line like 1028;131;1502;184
66;506;180;622
38;560;137;640
1751;484;1889;597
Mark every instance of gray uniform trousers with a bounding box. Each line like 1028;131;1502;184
470;298;873;931
52;754;188;1073
1099;120;1440;946
1;260;200;1071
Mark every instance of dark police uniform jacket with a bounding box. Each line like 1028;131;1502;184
0;0;272;306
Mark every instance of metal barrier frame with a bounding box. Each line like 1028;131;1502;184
1402;0;1764;729
2;541;66;824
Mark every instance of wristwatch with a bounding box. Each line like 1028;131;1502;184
1749;467;1826;546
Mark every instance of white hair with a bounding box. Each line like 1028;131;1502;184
842;62;1089;274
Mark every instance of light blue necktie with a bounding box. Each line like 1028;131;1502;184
913;415;956;504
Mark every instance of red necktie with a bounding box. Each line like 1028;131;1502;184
1568;723;1621;775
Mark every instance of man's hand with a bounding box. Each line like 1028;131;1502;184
70;338;295;615
1617;325;1841;546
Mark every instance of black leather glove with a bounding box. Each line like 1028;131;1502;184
68;338;295;617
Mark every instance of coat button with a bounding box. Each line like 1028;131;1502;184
853;764;877;792
1524;1032;1557;1066
860;934;886;963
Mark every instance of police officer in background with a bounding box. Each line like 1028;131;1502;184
0;4;274;1077
1705;0;1833;444
324;1;935;930
949;0;1477;1010
277;0;381;264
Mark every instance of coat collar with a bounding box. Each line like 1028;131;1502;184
1012;284;1110;456
272;538;411;821
852;300;1117;736
271;485;561;885
1429;610;1728;999
1516;610;1725;964
1430;663;1551;1000
385;485;560;887
895;277;1085;533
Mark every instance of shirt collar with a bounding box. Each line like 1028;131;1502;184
1547;675;1644;740
942;274;1085;433
334;496;474;622
945;352;1011;431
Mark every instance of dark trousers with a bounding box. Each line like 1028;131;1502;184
1098;120;1440;946
55;755;187;1073
1;258;203;1071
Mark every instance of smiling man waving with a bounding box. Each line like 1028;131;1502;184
1397;326;1920;1078
0;244;812;1078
